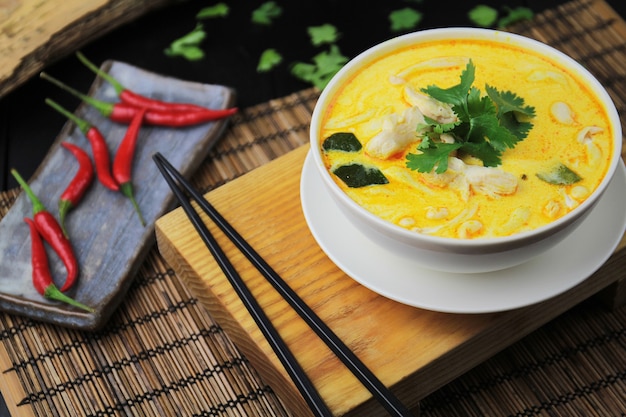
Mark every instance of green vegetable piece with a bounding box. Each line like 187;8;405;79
258;49;283;72
468;5;498;27
407;142;463;174
196;3;229;19
407;60;534;173
332;164;389;188
536;163;582;185
290;45;348;90
252;1;283;25
322;132;362;152
498;7;534;27
389;8;423;32
308;24;340;46
164;24;206;61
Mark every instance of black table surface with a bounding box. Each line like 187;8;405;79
3;0;625;193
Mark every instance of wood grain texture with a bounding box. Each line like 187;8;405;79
0;0;186;99
155;145;626;416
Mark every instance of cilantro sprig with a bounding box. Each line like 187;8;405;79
406;60;535;173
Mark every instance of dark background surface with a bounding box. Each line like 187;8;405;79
0;1;625;416
3;0;625;193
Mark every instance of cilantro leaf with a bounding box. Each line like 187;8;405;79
196;3;229;19
468;5;498;27
407;60;535;172
257;48;283;72
498;7;534;27
407;142;463;173
252;1;283;25
164;24;206;61
422;60;475;117
486;85;535;142
389;8;423;32
468;5;533;28
468;112;519;151
291;45;348;90
485;85;536;118
308;24;340;46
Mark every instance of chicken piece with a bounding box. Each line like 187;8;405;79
464;164;518;198
420;157;470;199
365;106;425;158
404;85;457;124
577;126;604;167
577;126;604;144
421;157;518;199
550;101;575;125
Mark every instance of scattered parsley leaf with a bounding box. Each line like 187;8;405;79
291;45;348;90
164;24;206;61
257;48;283;72
252;1;283;25
407;60;535;172
308;24;340;46
468;5;498;27
196;3;229;19
498;7;534;27
389;8;423;32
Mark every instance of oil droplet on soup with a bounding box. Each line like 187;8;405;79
320;39;613;239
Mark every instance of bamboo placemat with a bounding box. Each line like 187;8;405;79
0;0;625;415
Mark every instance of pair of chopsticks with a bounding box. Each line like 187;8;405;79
153;153;414;417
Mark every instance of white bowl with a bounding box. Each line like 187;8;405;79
308;27;622;273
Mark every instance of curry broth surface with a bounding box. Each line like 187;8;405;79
320;39;613;239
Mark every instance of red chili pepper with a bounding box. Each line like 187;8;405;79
58;142;94;237
110;103;238;126
76;51;212;113
12;169;79;292
113;106;147;226
45;98;119;192
40;72;238;127
24;217;94;312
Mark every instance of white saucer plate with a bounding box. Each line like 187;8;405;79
300;151;626;314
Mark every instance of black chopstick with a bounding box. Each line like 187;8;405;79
153;152;414;417
153;154;332;417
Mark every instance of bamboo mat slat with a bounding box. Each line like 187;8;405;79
0;0;625;415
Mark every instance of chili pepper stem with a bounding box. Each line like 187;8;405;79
44;284;94;312
58;199;73;238
11;169;46;215
76;51;125;95
119;182;146;226
45;98;91;134
40;72;114;117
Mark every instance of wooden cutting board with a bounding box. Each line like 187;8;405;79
155;145;626;416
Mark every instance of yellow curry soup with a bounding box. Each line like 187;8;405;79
320;39;613;239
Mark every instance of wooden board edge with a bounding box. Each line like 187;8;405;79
154;210;315;417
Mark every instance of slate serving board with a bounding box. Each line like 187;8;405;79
0;60;236;331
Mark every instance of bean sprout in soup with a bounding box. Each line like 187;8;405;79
319;39;614;239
